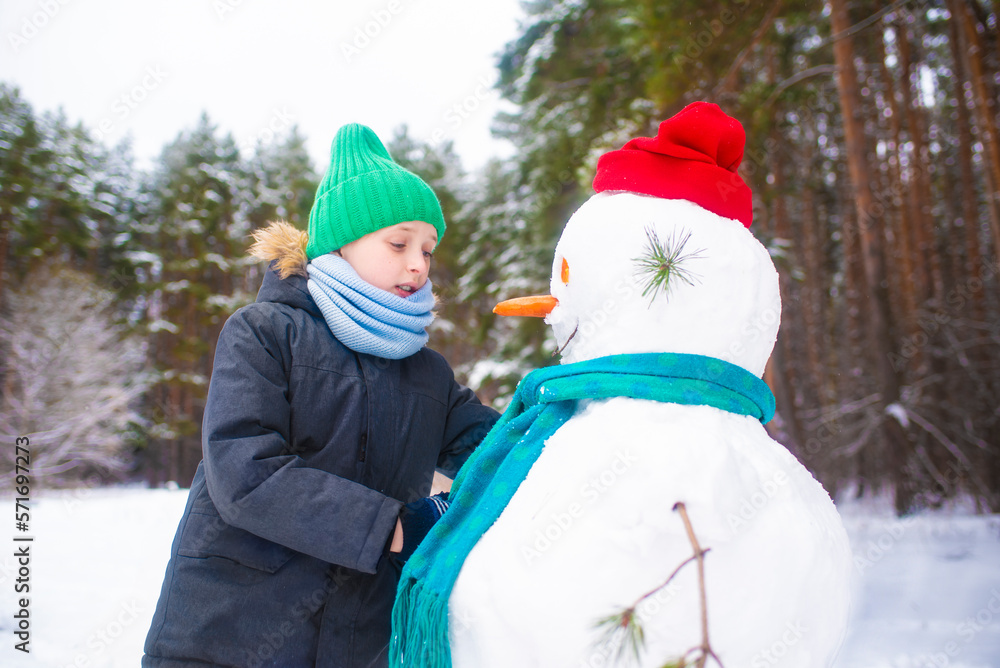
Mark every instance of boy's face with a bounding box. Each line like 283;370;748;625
337;221;439;298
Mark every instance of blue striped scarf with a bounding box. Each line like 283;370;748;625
390;352;775;667
306;254;434;359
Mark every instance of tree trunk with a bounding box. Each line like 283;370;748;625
875;27;922;363
765;46;816;447
168;380;182;485
948;0;986;325
841;201;866;382
0;217;8;315
830;0;912;510
955;0;1000;262
800;185;833;403
772;177;808;450
830;0;902;401
896;18;944;307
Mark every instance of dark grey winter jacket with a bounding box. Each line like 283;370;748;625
142;264;499;668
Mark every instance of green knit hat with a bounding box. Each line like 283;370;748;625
305;124;446;260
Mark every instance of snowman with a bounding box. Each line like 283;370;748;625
391;102;852;668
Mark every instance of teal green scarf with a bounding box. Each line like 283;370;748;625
390;352;775;667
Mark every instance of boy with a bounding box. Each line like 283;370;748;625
142;123;499;667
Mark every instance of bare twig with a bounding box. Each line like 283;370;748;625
903;408;970;468
906;408;993;499
594;545;710;664
594;503;725;667
631;551;707;609
914;443;952;491
553;324;578;357
799;392;881;424
673;502;725;668
713;0;784;99
761;65;838;109
832;418;880;458
820;0;911;47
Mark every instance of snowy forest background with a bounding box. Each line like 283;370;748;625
1;0;999;516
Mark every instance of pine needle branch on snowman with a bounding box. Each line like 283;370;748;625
632;226;705;306
594;502;724;668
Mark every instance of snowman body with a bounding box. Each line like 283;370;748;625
448;193;852;667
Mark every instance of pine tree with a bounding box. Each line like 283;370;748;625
242;125;318;297
0;268;150;486
385;127;475;367
0;85;41;313
136;113;253;486
487;0;1000;510
245;124;317;230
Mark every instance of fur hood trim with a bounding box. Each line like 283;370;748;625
249;221;309;279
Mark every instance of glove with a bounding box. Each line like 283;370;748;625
396;492;450;563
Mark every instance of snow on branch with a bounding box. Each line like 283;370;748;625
0;269;152;488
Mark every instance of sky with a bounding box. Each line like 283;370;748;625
0;0;524;171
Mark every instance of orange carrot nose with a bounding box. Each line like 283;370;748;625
493;295;559;317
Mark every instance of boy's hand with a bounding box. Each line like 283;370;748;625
431;471;453;495
390;519;404;553
393;493;451;562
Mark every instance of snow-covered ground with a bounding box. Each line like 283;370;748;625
834;500;1000;668
0;486;997;667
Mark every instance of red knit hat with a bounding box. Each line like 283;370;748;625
592;102;753;227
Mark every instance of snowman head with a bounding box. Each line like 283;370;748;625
496;102;780;377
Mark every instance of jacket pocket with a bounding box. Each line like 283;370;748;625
177;510;297;573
